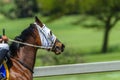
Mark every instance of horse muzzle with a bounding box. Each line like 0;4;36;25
52;39;65;55
54;44;65;54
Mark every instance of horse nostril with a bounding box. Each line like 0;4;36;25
61;44;65;52
62;44;65;48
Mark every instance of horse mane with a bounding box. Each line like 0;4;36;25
9;24;35;57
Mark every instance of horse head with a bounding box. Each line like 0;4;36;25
33;16;65;54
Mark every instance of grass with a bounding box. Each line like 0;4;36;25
0;15;120;80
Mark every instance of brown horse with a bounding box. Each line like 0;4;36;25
8;17;65;80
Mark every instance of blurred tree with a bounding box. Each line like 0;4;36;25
37;0;80;21
65;0;80;14
37;0;56;16
14;0;38;18
37;0;66;21
32;0;39;13
37;0;65;16
79;0;120;53
0;0;16;19
37;0;80;15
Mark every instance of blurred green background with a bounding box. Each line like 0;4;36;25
0;0;120;80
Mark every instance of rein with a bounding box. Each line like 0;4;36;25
8;38;53;74
8;38;52;49
9;38;50;74
8;38;54;74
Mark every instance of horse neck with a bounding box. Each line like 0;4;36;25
14;39;38;71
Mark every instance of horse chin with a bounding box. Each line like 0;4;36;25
54;51;61;55
46;48;61;55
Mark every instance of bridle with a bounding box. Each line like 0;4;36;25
9;22;57;50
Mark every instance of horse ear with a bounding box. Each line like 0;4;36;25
35;16;43;27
